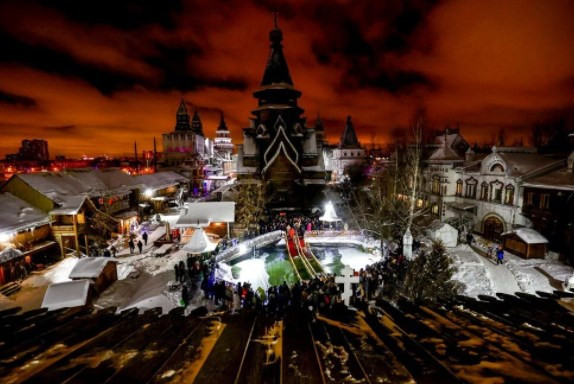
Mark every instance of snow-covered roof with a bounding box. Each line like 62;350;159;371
0;192;51;233
41;279;90;311
176;202;235;227
15;169;136;200
522;168;574;191
502;228;548;244
0;248;23;263
50;195;87;215
134;171;187;191
428;144;462;161
69;257;116;279
497;153;562;177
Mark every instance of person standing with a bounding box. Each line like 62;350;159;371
128;238;135;254
142;232;148;246
110;245;117;258
181;285;189;307
496;246;504;265
174;263;180;282
137;240;143;254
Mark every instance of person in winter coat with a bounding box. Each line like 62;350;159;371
496;246;504;265
142;232;148;245
137;240;143;254
174;263;180;282
128;239;135;254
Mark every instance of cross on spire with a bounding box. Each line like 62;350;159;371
273;11;279;28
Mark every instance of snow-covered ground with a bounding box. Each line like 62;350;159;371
230;258;270;291
321;247;381;273
449;244;573;297
2;227;574;314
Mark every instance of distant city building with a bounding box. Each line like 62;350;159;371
4;139;49;163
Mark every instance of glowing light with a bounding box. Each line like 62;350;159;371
0;232;11;242
144;189;153;198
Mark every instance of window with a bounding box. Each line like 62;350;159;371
481;182;489;200
505;185;515;205
490;163;504;173
432;176;440;194
526;192;534;205
456;179;463;196
432;204;439;215
441;185;447;196
540;194;550;209
491;181;503;203
465;178;477;199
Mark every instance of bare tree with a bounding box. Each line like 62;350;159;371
235;181;269;235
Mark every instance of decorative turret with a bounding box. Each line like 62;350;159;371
214;112;234;159
339;116;360;149
174;97;191;131
191;109;204;136
217;113;229;133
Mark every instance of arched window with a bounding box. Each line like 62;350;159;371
456;179;463;196
505;185;515;205
490;163;504;173
480;182;489;200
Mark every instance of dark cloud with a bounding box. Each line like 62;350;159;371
0;0;573;158
43;125;76;134
38;0;182;30
0;89;36;107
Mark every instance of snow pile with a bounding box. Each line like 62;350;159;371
449;246;495;297
119;271;175;314
231;258;270;291
25;257;79;288
41;279;90;311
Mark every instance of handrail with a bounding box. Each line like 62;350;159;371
294;234;316;276
301;237;324;274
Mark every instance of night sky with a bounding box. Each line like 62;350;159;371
1;0;573;158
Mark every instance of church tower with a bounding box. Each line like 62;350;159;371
331;116;366;183
236;16;325;206
214;113;234;160
162;98;206;165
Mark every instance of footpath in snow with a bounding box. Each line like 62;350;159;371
449;243;573;298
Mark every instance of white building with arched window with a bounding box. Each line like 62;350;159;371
449;146;563;242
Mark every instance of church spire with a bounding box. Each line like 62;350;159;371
174;97;191;131
217;112;229;132
261;13;293;86
191;109;204;136
339;116;360;148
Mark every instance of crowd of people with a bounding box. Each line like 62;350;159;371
172;241;413;322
